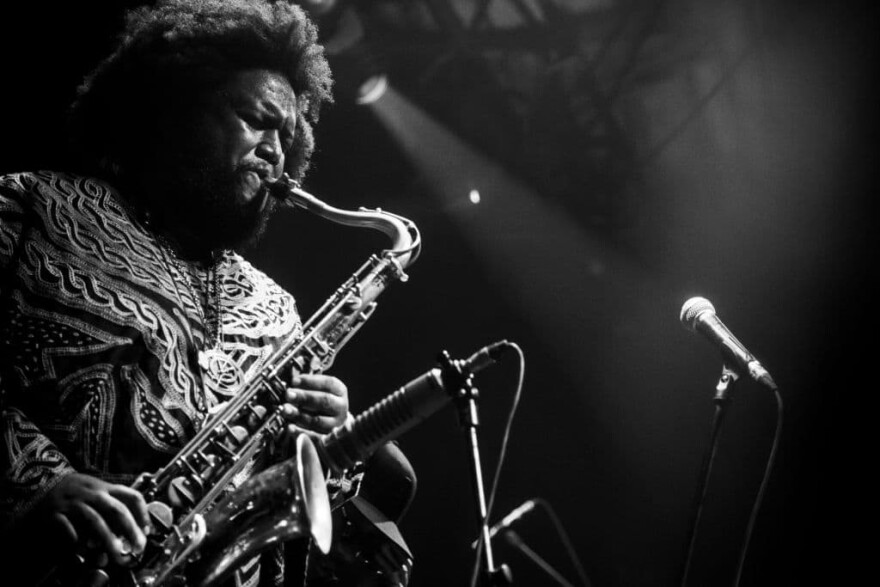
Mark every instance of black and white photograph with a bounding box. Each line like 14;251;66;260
0;1;874;585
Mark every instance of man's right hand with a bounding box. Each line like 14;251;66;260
37;473;150;567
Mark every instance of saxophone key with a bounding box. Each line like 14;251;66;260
342;294;363;314
222;422;250;445
169;476;201;508
147;501;174;534
210;437;241;460
263;374;289;401
245;403;268;427
310;335;332;357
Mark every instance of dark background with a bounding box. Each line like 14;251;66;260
1;1;875;585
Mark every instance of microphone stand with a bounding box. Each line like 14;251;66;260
679;365;738;587
437;350;513;587
503;530;576;587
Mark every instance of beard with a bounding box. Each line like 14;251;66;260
145;152;279;259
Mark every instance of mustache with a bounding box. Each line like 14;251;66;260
237;163;276;182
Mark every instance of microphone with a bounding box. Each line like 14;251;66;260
460;340;511;374
489;499;537;540
471;500;537;548
680;297;777;391
319;341;513;472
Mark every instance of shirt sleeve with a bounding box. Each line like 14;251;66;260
0;173;76;533
0;173;28;281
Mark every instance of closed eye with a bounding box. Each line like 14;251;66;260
239;110;267;129
240;109;295;150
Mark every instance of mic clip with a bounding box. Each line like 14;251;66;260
437;350;482;426
715;365;740;403
440;340;511;386
436;341;510;425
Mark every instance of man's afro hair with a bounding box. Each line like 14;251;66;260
68;0;334;182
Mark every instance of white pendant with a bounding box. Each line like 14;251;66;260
198;347;245;399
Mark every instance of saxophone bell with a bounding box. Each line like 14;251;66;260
183;433;331;587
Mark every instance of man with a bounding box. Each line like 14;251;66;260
0;1;414;585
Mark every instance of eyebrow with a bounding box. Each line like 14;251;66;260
258;99;284;117
257;91;295;115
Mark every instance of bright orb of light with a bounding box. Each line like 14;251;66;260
469;189;481;204
356;74;388;105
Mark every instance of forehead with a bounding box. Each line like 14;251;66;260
221;69;297;113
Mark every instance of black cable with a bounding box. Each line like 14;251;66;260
732;387;784;587
484;343;525;534
470;342;526;587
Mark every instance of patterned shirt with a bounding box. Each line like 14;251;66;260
0;170;303;585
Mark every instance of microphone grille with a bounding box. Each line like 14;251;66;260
680;296;715;331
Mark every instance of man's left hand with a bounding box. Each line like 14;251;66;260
281;372;349;433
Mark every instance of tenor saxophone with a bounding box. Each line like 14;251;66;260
79;175;421;587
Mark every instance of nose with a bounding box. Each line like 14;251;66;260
255;132;282;167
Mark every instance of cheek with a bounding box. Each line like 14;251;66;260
202;117;258;164
235;129;265;160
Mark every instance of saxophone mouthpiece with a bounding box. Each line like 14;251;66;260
266;174;295;202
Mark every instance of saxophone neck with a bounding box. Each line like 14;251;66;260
268;174;421;268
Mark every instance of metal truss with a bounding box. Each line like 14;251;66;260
312;0;684;228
